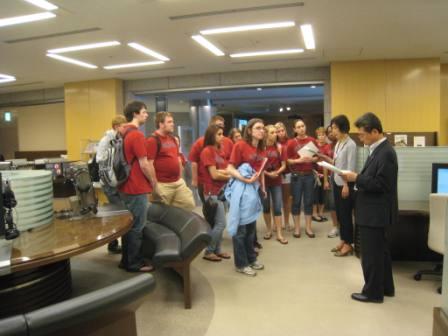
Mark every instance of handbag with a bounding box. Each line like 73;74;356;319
202;195;218;228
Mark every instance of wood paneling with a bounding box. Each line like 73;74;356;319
331;59;441;141
64;79;123;160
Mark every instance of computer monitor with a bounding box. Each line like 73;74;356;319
431;163;448;193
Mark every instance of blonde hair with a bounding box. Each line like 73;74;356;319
275;121;289;139
265;125;278;145
112;115;127;127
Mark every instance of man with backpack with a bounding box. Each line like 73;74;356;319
147;111;195;210
96;114;127;254
118;101;154;273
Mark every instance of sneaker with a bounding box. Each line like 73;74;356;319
250;261;265;270
236;266;257;276
327;227;339;238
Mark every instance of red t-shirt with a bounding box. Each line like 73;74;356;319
119;125;152;195
199;145;228;195
147;132;180;183
265;144;287;186
189;136;233;183
286;136;317;173
229;140;266;172
278;138;290;174
316;142;333;173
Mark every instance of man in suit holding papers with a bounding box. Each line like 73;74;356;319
341;112;398;303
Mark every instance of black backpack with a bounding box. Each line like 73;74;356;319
112;128;137;187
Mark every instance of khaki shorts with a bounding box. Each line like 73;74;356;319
153;178;196;211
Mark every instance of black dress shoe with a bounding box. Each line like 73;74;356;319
351;293;383;303
384;292;395;297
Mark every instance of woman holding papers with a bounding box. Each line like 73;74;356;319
262;125;288;244
286;118;318;238
227;118;267;276
275;122;293;232
330;115;357;257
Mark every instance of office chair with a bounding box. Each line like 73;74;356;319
414;193;447;294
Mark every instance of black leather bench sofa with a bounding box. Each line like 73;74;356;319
141;203;211;309
0;273;154;336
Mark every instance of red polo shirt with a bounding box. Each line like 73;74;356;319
147;132;180;183
199;145;228;195
119;125;152;195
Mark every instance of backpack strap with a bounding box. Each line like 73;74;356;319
122;127;138;165
149;134;162;156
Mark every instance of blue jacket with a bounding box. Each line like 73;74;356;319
225;163;262;237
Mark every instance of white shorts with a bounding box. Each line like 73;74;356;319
281;173;291;184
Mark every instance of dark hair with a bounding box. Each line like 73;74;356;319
243;118;265;151
209;115;224;126
330;114;350;134
354;112;383;133
293;118;304;128
325;125;332;136
204;125;223;147
155;111;173;129
123;101;147;122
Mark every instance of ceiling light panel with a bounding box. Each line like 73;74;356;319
0;12;56;28
103;61;164;70
47;41;121;54
0;74;16;84
230;48;304;58
191;35;225;56
200;21;295;35
23;0;58;10
128;43;170;61
300;24;315;49
46;53;98;69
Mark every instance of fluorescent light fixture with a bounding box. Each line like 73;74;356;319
48;41;121;54
103;61;164;70
191;35;225;56
0;73;16;84
257;88;263;91
230;48;304;58
24;0;58;10
300;24;315;49
128;43;170;61
311;85;316;89
46;53;98;69
0;12;56;28
4;112;12;122
200;21;295;35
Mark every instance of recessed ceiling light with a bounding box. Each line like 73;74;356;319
230;48;304;58
286;107;291;111
257;88;263;91
103;61;164;70
311;85;316;88
24;0;58;10
206;90;211;94
200;21;295;35
0;12;56;28
279;107;284;112
47;41;121;54
300;24;315;50
191;35;225;56
46;53;98;69
128;43;170;61
0;73;16;84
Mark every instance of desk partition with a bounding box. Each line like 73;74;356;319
356;146;448;202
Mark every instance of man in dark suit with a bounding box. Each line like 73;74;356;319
342;112;398;303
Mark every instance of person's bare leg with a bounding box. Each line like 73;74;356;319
263;212;272;239
293;215;301;236
275;215;287;243
282;184;292;230
305;215;314;235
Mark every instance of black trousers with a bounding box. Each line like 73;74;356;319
359;226;395;300
332;181;355;244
